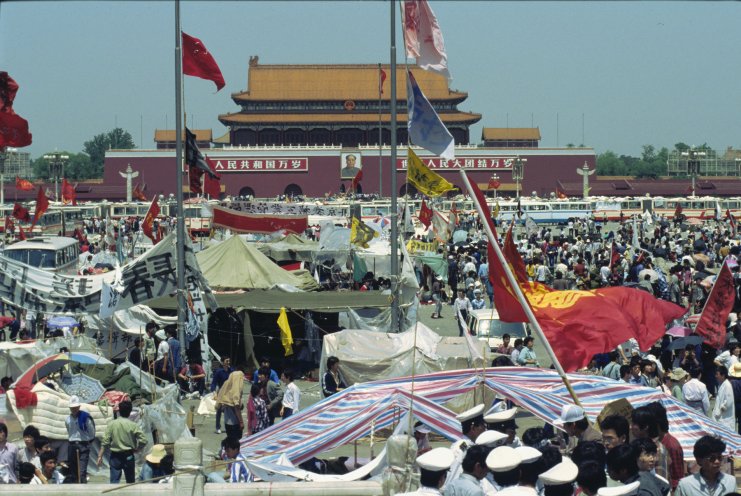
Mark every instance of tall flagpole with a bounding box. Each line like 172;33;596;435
174;0;188;349
458;170;585;409
389;0;399;332
378;63;383;197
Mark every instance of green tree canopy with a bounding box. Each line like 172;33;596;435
31;152;93;181
83;127;136;178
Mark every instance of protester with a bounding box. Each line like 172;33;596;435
712;365;736;430
675;436;736;496
280;369;300;419
215;370;245;439
65;395;95;483
0;422;18;483
246;384;269;435
97;400;147;484
138;444;166;483
322;356;347;397
211;356;234;434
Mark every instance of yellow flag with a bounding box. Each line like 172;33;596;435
350;216;378;248
277;307;293;356
406;148;455;197
493;200;500;219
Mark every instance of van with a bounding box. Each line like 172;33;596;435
467;308;530;352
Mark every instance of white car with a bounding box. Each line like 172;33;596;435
467;308;530;352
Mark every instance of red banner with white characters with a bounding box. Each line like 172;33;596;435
397;156;515;170
212;206;308;234
205;157;308;172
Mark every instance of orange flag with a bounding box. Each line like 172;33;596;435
142;195;160;244
15;176;33;191
62;178;77;205
695;262;735;349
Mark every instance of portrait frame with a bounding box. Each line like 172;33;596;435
340;152;362;179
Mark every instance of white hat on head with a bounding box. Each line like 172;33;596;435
486;446;521;472
68;395;81;408
475;429;508;447
484;405;518;423
415;424;431;435
539;459;578;486
553;404;585;425
515;446;543;464
597;481;641;496
456;404;485;422
416;447;455;472
155;329;167;340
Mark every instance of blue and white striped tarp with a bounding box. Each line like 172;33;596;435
240;367;741;463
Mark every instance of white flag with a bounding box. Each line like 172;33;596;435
407;70;455;161
404;0;450;80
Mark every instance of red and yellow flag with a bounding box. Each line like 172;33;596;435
695;262;735;349
31;186;49;229
15;176;33;191
142;195;160;244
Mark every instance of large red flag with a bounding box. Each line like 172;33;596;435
404;0;450;79
694;262;735;349
61;178;77;205
189;167;204;194
181;32;225;91
204;165;221;198
472;181;686;371
15;176;33;191
0;72;32;148
31;187;49;228
212;206;308;234
142;195;160;244
12;202;30;223
418;200;433;228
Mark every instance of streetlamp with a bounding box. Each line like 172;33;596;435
512;155;527;200
680;148;705;197
43;152;69;201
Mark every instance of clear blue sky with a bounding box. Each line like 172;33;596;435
2;1;740;159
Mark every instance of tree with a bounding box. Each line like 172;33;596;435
31;152;92;180
596;150;627;175
83;127;136;178
674;142;690;152
641;145;656;162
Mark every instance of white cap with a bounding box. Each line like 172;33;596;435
416;447;455;472
475;430;508;447
553;404;585;425
484;406;518;423
539;459;578;486
415;424;432;435
456;404;485;422
597;481;641;496
486;446;521;472
69;395;81;408
155;329;167;340
514;446;543;464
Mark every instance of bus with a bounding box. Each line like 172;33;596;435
2;236;80;273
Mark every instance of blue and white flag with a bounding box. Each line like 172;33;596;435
407;70;455;161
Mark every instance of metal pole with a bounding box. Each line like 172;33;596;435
0;147;5;207
458;170;585;409
389;0;399;332
378;63;383;197
174;0;188;350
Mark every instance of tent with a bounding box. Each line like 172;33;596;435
320;323;486;385
0;336;101;381
238;367;741;464
256;233;319;262
196;235;320;291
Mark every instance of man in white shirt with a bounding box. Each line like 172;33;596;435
682;369;710;415
280;369;300;418
712;365;735;431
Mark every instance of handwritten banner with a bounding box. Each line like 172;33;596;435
225;201;349;218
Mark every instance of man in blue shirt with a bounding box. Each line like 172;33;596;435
211;357;234;434
166;326;181;377
251;357;279;385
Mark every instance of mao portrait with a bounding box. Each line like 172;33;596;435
341;153;362;179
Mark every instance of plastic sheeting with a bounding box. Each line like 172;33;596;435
319;323;486;386
0;336;102;381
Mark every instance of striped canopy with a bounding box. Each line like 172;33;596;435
240;367;741;463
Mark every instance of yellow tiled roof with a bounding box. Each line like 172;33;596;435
482;128;541;140
154;129;213;142
232;64;467;102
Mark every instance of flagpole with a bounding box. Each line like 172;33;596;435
458;170;585;410
174;0;188;350
378;63;383;197
389;0;400;332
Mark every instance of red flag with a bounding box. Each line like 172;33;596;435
189;167;204;194
472;177;686;371
181;32;225;91
204;163;221;198
17;224;26;241
0;72;32;148
674;203;683;219
31;187;49;228
142;195;160;244
487;178;501;190
351;169;363;192
12;203;30;223
418;200;433;228
404;0;450;79
62;178;77;205
726;209;737;237
556;187;567;199
379;68;387;95
610;241;621;269
132;183;147;202
15;176;33;191
695;262;735;349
